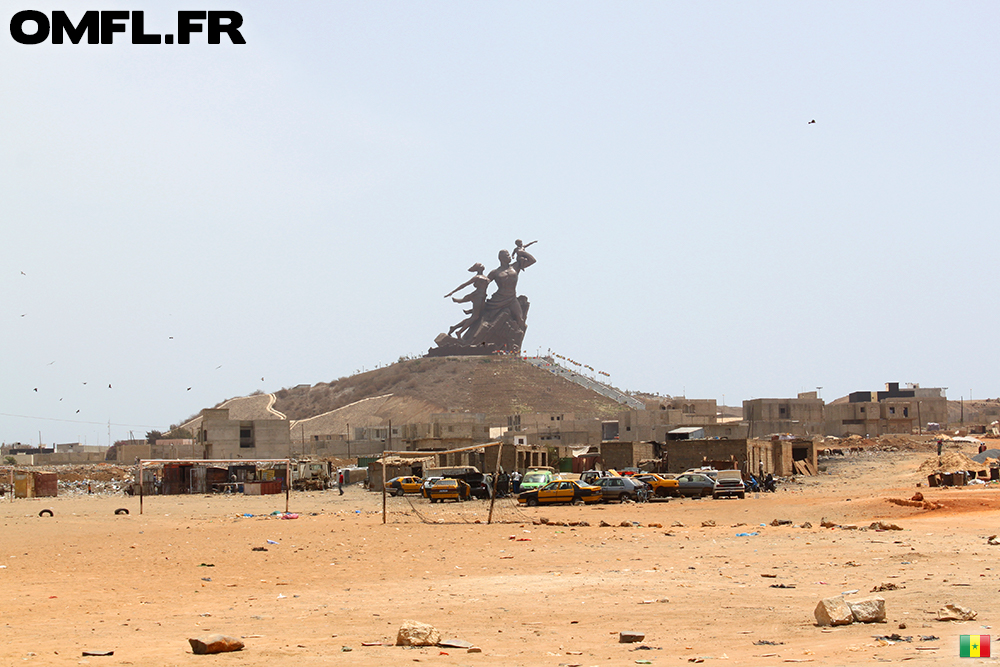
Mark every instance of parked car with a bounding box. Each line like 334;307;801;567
683;467;719;481
426;478;471;503
517;479;603;506
713;470;746;499
673;472;716;497
634;473;680;498
593;476;649;502
580;470;618;485
518;469;555;492
385;476;423;496
421;476;444;498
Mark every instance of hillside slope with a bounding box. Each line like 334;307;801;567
271;356;630;423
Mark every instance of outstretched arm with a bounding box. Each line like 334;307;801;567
445;276;476;298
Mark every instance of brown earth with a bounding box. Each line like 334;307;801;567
269;356;631;422
1;448;998;665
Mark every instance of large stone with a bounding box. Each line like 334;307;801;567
396;620;441;646
814;597;854;626
848;596;886;623
188;635;244;654
937;604;977;621
619;631;645;643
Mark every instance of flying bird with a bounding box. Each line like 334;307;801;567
108;384;112;389
33;388;37;392
187;387;192;391
20;271;25;276
168;336;174;340
76;410;80;413
808;119;816;124
216;365;222;370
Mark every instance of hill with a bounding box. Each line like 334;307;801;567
270;356;632;424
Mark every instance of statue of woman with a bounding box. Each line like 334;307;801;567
444;263;488;338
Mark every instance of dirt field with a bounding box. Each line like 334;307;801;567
1;447;997;666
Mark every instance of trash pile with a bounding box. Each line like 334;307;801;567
32;464;134;495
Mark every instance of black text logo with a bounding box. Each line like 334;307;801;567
9;10;245;45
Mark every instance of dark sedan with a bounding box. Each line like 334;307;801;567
592;476;649;502
673;473;716;497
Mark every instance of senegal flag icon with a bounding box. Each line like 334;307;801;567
960;634;991;658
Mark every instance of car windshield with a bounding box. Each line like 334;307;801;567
523;473;548;484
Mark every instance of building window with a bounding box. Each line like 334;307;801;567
889;407;895;415
903;407;909;417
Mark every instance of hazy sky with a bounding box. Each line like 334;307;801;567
3;2;998;446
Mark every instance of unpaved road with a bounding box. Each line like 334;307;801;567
1;446;997;666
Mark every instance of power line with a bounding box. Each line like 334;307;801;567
0;412;157;428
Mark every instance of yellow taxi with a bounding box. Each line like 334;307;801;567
634;473;680;498
385;476;423;496
426;478;471;503
517;479;603;506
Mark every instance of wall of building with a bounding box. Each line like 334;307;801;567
661;439;748;473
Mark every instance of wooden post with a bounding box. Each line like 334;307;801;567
138;460;144;515
285;459;290;513
381;450;387;525
487;442;503;524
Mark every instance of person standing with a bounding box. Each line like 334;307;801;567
338;470;344;495
937;438;943;457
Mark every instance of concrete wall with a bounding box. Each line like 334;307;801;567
743;397;826;437
661;439;748;473
600;441;655;470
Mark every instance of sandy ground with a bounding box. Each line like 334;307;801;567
1;447;998;666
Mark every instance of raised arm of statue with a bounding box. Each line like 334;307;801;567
512;247;536;273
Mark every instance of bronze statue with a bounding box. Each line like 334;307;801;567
427;240;538;357
444;262;488;338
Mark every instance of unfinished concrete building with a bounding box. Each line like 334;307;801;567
826;382;948;436
743;392;826;438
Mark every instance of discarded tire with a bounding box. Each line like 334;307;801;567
114;508;129;515
38;509;53;517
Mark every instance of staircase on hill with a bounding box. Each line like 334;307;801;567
521;357;645;410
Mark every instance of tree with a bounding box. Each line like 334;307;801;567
146;430;164;444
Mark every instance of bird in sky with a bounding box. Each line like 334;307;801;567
216;365;222;370
76;410;80;413
168;336;174;340
33;388;37;392
808;119;816;124
187;387;192;391
108;384;112;389
20;271;25;276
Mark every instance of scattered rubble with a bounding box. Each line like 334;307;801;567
396;620;440;646
814;597;854;626
847;596;886;623
936;604;977;621
188;635;244;654
869;521;902;531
